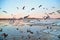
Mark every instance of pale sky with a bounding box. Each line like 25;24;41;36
0;0;60;18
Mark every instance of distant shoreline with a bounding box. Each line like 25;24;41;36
0;18;60;20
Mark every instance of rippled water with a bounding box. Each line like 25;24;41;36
0;19;60;40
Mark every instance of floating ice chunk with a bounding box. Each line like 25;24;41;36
52;22;60;26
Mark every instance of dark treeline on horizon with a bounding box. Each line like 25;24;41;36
0;18;60;20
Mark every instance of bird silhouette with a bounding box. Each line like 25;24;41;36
43;14;50;20
56;10;60;14
28;35;31;39
49;12;55;15
2;33;8;38
17;7;19;10
31;8;35;11
22;6;25;10
27;29;33;34
16;28;19;30
24;15;29;19
39;5;42;8
46;8;48;10
58;35;60;39
3;11;7;13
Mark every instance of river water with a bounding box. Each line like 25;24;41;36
0;19;60;40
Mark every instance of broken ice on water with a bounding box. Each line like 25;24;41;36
0;18;60;40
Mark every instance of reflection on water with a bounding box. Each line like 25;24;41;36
0;19;60;40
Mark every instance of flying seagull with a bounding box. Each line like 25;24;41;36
39;5;42;8
17;7;19;10
43;13;50;20
3;11;7;13
24;15;29;19
46;8;48;10
27;29;33;34
49;12;55;15
22;6;25;10
2;33;8;38
31;8;35;10
43;15;50;20
56;10;60;14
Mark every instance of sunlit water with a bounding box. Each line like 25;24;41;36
0;19;60;40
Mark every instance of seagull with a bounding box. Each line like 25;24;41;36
31;8;35;10
27;29;33;34
16;28;19;30
58;35;60;39
28;35;31;39
46;8;48;10
43;14;50;20
17;7;19;10
39;5;42;8
56;10;60;14
49;12;55;15
22;6;25;10
2;33;8;38
24;15;29;19
3;11;7;13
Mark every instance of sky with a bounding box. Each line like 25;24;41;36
0;0;60;18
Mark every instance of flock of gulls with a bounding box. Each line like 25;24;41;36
0;4;60;21
0;4;60;15
0;3;60;40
